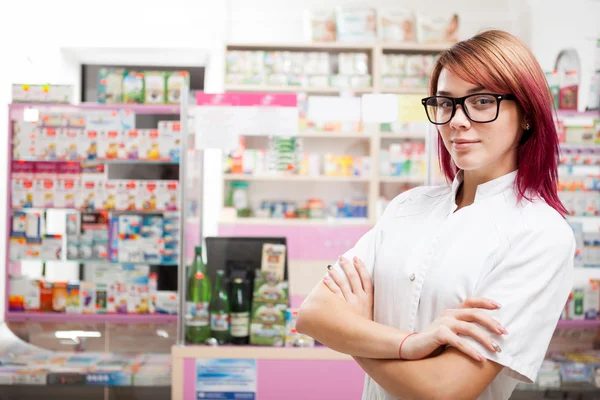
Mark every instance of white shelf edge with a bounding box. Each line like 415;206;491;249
223;174;371;182
224;84;373;94
218;218;374;227
226;42;450;53
378;132;426;140
379;87;428;94
378;176;426;184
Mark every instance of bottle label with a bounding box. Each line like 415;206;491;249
186;302;209;327
211;312;230;332
230;312;250;337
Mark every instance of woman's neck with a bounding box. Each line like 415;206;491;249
455;168;517;210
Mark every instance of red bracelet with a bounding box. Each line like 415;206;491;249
399;332;418;360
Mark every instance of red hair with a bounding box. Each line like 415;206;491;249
429;30;566;215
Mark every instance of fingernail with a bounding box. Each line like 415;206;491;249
476;354;484;362
493;301;502;309
323;275;329;281
498;325;508;335
492;341;502;353
326;265;332;270
338;255;343;262
353;256;358;263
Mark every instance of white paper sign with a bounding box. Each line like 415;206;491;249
362;94;399;123
306;96;362;122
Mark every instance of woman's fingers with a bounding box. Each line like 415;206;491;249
445;332;485;362
454;309;508;335
338;256;363;294
327;265;353;300
323;274;344;299
353;256;372;294
451;320;500;353
458;297;501;310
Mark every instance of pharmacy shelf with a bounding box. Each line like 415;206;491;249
11;208;178;215
227;42;449;53
515;383;600;393
172;344;351;360
556;110;600;118
380;43;449;52
559;143;600;149
379;132;426;140
4;311;177;324
556;320;600;329
218;217;374;226
379;176;426;184
11;259;177;266
12;159;179;165
223;174;371;182
297;131;372;139
224;84;373;94
8;102;184;115
241;132;372;139
380;87;428;95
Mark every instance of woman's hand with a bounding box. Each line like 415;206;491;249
402;297;507;361
323;256;373;320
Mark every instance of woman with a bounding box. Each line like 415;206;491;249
296;30;575;400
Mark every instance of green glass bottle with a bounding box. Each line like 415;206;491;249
185;246;212;344
210;270;230;344
230;278;250;345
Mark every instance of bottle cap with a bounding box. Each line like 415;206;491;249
233;278;243;283
195;246;202;253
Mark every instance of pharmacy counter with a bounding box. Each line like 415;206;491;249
171;345;364;400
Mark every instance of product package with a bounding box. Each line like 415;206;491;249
11;161;35;209
97;68;125;104
123;71;145;104
416;13;459;44
144;71;166;104
12;120;37;160
260;243;286;282
379;9;416;42
165;71;189;104
285;309;315;347
335;8;377;43
305;9;336;42
250;271;290;347
32;162;57;209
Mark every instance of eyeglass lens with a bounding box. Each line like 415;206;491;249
425;95;499;124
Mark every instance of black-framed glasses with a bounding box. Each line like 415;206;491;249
421;93;517;125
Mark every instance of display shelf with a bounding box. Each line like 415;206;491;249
11;259;177;266
223;174;371;182
378;132;426;139
379;176;426;184
556;110;600;118
5;311;177;324
556;319;600;329
297;131;372;139
559;143;600;149
10;208;178;215
227;42;376;51
516;383;600;393
380;43;450;52
8;102;184;115
171;344;351;360
12;159;180;165
218;217;374;226
224;84;373;94
379;87;428;94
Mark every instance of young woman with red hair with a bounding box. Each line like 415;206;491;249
297;30;575;400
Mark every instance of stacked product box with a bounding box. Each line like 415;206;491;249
108;213;180;265
250;243;289;346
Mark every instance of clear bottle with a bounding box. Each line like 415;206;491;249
185;246;212;344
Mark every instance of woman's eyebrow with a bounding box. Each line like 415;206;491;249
436;86;486;96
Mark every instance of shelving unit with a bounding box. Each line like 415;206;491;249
218;217;372;226
5;102;187;324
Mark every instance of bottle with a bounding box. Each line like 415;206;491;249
230;278;250;345
185;246;212;344
210;270;230;344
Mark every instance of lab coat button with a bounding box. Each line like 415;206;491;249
409;273;416;281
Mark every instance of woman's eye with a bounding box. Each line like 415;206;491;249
471;97;495;106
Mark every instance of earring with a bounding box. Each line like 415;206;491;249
525;122;530;130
